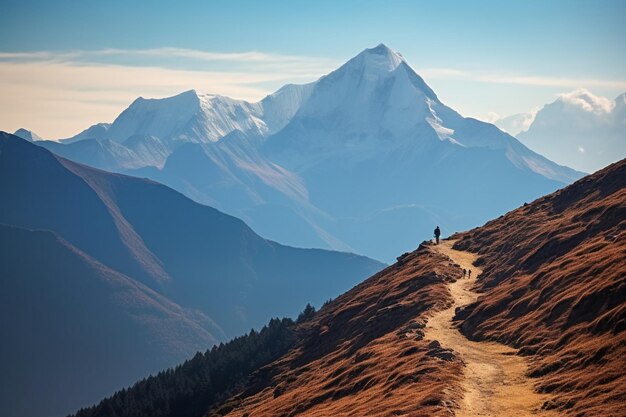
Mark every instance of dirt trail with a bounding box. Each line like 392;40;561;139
425;240;550;416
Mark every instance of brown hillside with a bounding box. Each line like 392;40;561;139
208;159;625;417
453;158;626;416
210;246;464;417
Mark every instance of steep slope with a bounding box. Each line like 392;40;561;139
41;134;172;171
0;133;382;416
70;244;464;417
68;157;625;417
0;133;170;288
0;224;219;417
214;157;626;417
1;132;382;336
425;241;550;416
453;158;626;416
210;245;464;417
71;317;299;417
516;89;626;173
61;122;111;143
140;130;344;251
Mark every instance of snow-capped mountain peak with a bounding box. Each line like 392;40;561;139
262;44;580;186
100;84;315;145
351;43;406;75
319;44;437;101
106;89;204;142
276;44;443;147
83;44;445;147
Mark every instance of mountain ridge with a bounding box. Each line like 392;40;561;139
0;222;221;417
0;132;383;417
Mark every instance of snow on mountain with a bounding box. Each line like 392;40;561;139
13;128;43;142
258;82;315;134
105;90;216;142
40;43;584;262
40;134;172;171
61;122;111;143
103;84;315;145
264;44;579;183
41;81;315;172
281;44;438;145
516;89;626;173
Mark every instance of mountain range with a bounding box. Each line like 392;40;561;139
0;132;382;417
33;44;583;262
494;88;626;173
70;155;626;417
2;42;623;417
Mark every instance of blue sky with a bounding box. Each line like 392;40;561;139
1;0;625;137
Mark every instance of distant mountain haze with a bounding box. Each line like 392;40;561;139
0;132;383;417
38;44;582;262
495;89;626;173
0;223;220;417
13;127;44;141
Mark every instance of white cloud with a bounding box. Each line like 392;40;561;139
485;111;500;123
558;88;615;114
0;49;338;138
418;68;626;91
490;107;540;135
522;108;540;131
0;48;339;75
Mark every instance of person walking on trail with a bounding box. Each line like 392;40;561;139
434;226;441;245
468;269;472;279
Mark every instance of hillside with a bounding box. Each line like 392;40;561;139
71;157;625;417
213;158;626;417
0;132;383;417
453;158;626;415
0;224;218;417
72;243;463;417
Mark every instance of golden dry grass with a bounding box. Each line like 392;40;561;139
209;159;626;417
428;240;553;416
210;245;464;417
454;159;626;416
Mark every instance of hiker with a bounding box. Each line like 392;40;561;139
433;226;441;245
463;268;467;277
468;269;472;279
